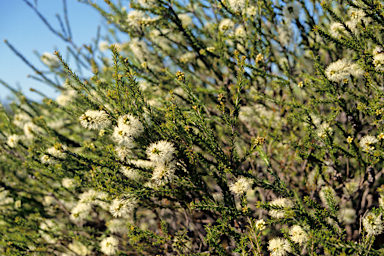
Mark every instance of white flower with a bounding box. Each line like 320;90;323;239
325;58;364;82
137;0;156;7
41;52;60;68
268;237;292;256
180;52;196;63
128;159;155;169
329;22;346;38
7;134;20;148
130;38;147;62
219;19;235;34
228;0;246;13
24;122;44;139
115;145;133;161
120;166;142;181
39;220;58;244
41;154;57;165
79;189;108;209
100;236;119;255
109;197;137;218
246;6;257;16
373;53;384;72
127;10;145;29
62;178;78;189
146;140;175;164
68;240;91;256
178;14;192;27
46;144;67;159
373;46;383;56
106;219;129;234
117;114;144;138
363;212;383;236
255;219;266;231
56;89;77;106
99;41;110;52
70;203;92;222
112;126;136;146
289;225;308;245
349;7;370;23
283;2;301;20
269;198;294;219
151;161;177;186
359;135;378;153
277;22;294;46
379;195;384;208
79;190;99;205
235;25;246;38
229;177;252;195
339;208;356;224
317;123;333;138
13;113;31;128
79;110;111;130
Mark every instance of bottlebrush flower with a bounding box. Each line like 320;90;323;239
100;236;119;255
268;237;292;256
79;110;111;130
146;140;175;164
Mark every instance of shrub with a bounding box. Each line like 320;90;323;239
1;0;384;255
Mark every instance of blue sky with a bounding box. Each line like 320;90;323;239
0;0;112;102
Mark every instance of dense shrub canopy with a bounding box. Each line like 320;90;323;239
1;0;384;255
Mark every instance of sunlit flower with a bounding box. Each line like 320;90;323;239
325;58;364;82
373;53;384;72
13;113;31;128
246;6;257;16
100;236;119;255
268;237;292;256
7;134;20;148
115;145;133;161
283;2;301;20
40;154;57;165
109;197;137;218
229;177;252;195
289;225;308;245
363;212;383;236
317;123;333;139
70;203;92;222
255;219;266;231
24;122;44;139
178;13;193;27
79;110;111;130
99;41;110;52
146;140;175;164
235;25;246;38
41;52;60;68
219;19;235;34
62;178;78;189
127;10;145;29
56;89;77;106
46;144;67;159
68;240;91;256
359;135;378;153
269;198;294;219
151;161;177;186
228;0;246;13
117;114;144;138
106;219;129;234
120;166;142;181
329;22;346;38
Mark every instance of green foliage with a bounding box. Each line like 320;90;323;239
1;0;384;255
